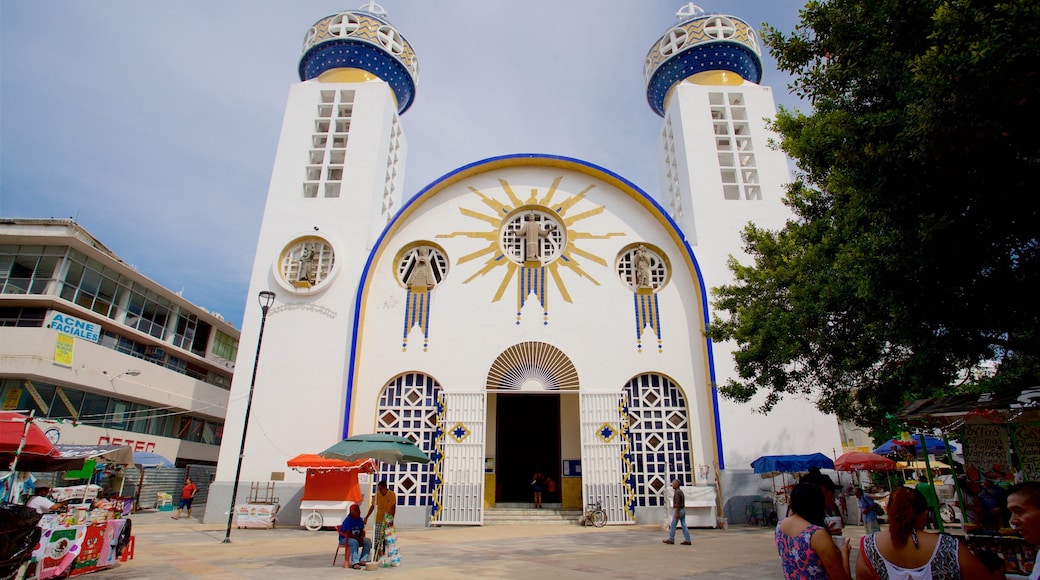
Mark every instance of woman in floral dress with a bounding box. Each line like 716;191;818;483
776;483;852;579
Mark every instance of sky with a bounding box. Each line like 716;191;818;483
1;1;809;329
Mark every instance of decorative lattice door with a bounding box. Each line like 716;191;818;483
430;392;486;525
579;392;635;524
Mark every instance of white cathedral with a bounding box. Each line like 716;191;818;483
204;3;842;527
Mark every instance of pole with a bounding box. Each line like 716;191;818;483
223;291;275;543
917;433;943;533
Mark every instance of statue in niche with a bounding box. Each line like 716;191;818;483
518;212;553;262
297;246;316;284
406;248;437;291
634;244;652;289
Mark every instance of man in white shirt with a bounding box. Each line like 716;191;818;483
1008;482;1040;580
25;487;65;514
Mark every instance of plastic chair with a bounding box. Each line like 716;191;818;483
332;526;349;568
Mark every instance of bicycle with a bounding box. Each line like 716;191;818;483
579;500;607;527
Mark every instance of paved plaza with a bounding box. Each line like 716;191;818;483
90;506;871;579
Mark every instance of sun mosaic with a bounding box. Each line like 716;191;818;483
437;176;625;324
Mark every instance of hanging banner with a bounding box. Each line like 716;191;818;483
48;312;101;342
1011;423;1040;481
54;333;75;367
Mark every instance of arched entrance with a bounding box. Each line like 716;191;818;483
486;341;578;505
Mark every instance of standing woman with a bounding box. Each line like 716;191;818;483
776;483;852;579
858;486;994;579
531;472;544;509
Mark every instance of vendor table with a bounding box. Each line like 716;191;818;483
965;532;1036;578
234;503;279;529
27;515;129;579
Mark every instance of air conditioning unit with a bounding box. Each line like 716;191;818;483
144;346;165;358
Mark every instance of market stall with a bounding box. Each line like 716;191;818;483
750;453;835;520
898;386;1040;578
286;454;374;531
2;413;134;579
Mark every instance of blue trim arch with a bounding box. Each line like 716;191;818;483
343;154;726;468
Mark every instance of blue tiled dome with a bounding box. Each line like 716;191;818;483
298;6;418;114
644;8;762;117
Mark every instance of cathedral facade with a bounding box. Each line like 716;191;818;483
205;3;842;527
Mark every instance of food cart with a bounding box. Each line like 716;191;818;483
286;454;374;531
898;386;1040;578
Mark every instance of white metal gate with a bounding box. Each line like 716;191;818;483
430;392;486;525
580;392;635;524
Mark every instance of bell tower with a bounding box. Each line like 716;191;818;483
644;3;842;471
205;2;418;523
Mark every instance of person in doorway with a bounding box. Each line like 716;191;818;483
26;487;66;514
530;472;544;508
855;488;881;534
544;475;556;504
663;479;691;545
172;477;197;520
365;480;396;558
339;503;372;569
1007;481;1040;580
775;483;851;579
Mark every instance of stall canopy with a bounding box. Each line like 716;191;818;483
896;460;951;470
287;454;375;471
751;453;834;474
286;454;375;502
132;451;174;468
55;444;134;466
898;386;1040;425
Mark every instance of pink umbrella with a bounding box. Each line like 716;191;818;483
833;451;898;472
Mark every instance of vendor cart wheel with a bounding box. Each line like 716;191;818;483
939;504;956;524
304;511;324;531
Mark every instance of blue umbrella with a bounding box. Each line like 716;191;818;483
750;453;834;474
873;435;957;456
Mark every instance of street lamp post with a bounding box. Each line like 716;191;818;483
223;290;276;543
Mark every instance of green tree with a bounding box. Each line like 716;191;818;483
708;0;1040;429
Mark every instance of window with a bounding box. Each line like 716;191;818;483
0;307;47;327
212;330;238;362
0;245;62;294
710;92;759;200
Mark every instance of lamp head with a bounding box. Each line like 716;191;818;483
258;290;276;311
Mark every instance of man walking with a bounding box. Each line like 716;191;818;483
854;488;881;534
663;479;691;545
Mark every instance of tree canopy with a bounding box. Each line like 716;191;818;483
708;0;1040;429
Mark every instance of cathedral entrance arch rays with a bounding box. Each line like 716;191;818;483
486;341;576;504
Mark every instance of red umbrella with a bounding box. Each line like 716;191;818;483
1;412;61;471
833;451;898;472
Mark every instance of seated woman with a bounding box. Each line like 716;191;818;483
857;486;994;579
339;504;372;569
775;483;852;579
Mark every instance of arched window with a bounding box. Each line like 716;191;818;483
623;373;691;507
374;373;442;506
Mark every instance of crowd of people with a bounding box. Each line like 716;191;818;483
775;470;1040;580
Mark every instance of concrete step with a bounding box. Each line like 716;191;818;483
483;506;583;525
